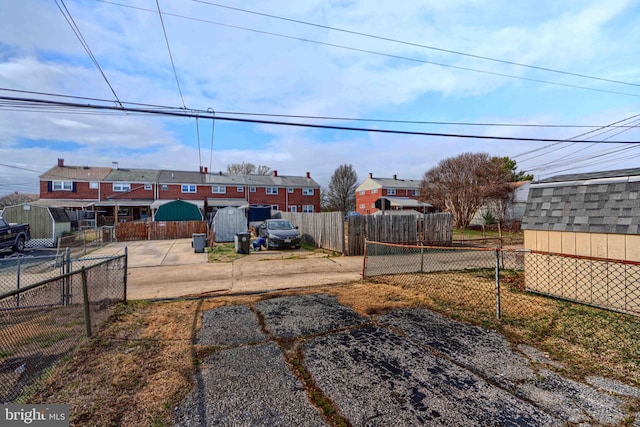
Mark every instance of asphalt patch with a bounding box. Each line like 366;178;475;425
175;294;640;426
197;305;267;347
255;294;368;338
303;325;559;426
174;343;325;426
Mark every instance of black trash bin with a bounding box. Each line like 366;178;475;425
235;232;251;254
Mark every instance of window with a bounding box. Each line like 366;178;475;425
302;205;314;213
290;206;297;212
288;187;294;193
89;181;99;189
113;182;131;192
182;184;197;193
412;189;419;196
359;190;365;195
266;187;278;195
249;186;256;193
52;181;73;191
237;186;244;192
302;188;314;196
359;204;365;209
161;184;168;191
387;189;396;196
144;184;152;190
372;189;378;194
212;185;226;194
271;205;279;210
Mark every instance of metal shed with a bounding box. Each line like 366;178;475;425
153;200;203;221
1;203;71;247
212;207;247;242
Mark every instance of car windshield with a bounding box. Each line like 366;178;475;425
268;221;294;230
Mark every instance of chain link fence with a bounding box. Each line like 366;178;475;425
364;240;640;369
0;252;127;403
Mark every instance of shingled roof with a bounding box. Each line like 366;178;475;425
522;168;640;234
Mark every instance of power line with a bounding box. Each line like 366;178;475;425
2;87;640;130
155;0;187;109
55;0;123;108
2;94;640;144
191;0;640;90
97;0;640;98
514;112;640;160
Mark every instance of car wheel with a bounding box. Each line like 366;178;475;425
13;236;25;253
294;245;300;249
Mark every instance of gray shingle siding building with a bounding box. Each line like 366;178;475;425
522;168;640;313
522;168;640;236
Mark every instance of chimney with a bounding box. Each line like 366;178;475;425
393;174;397;180
112;161;119;170
273;170;278;177
58;158;64;167
199;166;203;173
204;167;208;174
306;172;310;178
369;172;373;179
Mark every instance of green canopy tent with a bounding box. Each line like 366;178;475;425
154;200;203;221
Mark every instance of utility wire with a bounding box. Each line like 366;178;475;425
2;94;640;144
192;0;640;89
155;0;187;109
3;87;639;130
98;0;640;98
514;112;640;160
55;0;123;108
522;117;640;172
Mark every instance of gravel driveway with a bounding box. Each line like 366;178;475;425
174;294;640;426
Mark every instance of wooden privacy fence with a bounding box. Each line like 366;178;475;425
279;212;453;256
278;212;345;253
116;221;208;241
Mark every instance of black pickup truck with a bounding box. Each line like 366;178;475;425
0;216;31;253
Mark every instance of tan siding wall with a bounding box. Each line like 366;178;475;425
524;230;640;261
524;230;640;313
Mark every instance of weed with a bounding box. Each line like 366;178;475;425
207;243;244;262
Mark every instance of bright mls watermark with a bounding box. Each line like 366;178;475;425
2;405;69;426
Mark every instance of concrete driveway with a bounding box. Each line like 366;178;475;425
89;239;363;300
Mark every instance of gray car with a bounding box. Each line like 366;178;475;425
256;219;301;249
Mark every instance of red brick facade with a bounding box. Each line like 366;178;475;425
355;174;421;214
39;162;321;221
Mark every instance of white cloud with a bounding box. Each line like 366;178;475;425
1;0;639;195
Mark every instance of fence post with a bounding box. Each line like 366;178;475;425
495;248;501;320
64;247;72;305
16;258;21;308
81;267;92;338
362;239;367;278
123;247;128;304
420;244;424;274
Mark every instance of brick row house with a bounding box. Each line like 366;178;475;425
39;159;321;226
355;173;432;215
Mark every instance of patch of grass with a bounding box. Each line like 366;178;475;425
207;242;245;262
453;228;523;245
18;332;70;348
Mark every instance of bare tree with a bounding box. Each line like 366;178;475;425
0;193;38;210
255;164;272;175
226;162;272;175
420;153;512;229
325;164;358;212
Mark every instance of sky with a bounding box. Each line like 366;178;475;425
1;0;640;196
